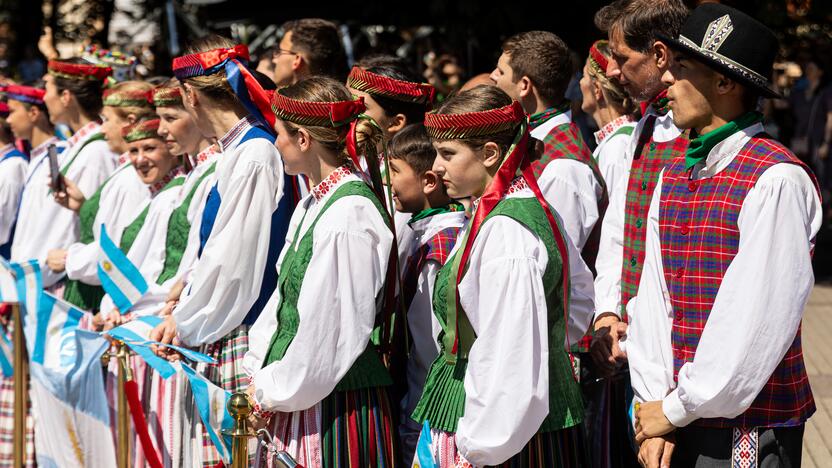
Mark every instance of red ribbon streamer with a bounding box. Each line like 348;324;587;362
124;380;164;468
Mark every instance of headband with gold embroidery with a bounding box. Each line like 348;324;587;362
122;118;161;143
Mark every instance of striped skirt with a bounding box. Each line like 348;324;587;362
142;365;190;468
104;351;150;465
261;386;398;468
191;325;250;468
415;426;587;468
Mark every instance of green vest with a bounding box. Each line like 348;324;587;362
119;176;185;254
156;163;217;285
411;196;584;433
262;181;392;392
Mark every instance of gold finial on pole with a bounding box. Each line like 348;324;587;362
116;341;131;468
11;303;28;467
224;392;256;468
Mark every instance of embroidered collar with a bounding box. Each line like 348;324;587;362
30;137;59;160
67;121;101;147
195;144;219;166
149;166;185;196
312;165;353;201
0;143;15;157
470;176;528;214
117;151;129;166
217;115;258;151
594;115;636;145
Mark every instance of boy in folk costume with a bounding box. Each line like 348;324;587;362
411;85;593;467
243;77;399;467
0;102;27;259
48;81;156;313
17;59;118;288
630;4;820;467
386;124;465;463
149;36;297;467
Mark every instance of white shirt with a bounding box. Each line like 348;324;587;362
244;172;393;412
593;118;637;198
451;186;594;466
173;118;285;346
626;123;822;427
531;110;604;251
401;209;466;418
12;125;117;287
0;144;27;248
593;108;682;319
64;162;149;285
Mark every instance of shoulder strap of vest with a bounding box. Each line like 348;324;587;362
60;132;107;175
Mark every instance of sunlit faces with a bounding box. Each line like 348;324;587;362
100;106;131;154
579;60;600;115
157;106;203;156
6;100;35;141
431;139;495;200
127;137;179;184
179;83;215;139
273;119;307;176
607;27;662;102
490;53;521;101
388;157;425;213
42;74;67;125
662;53;719;132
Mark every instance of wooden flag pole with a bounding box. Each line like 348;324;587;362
12;303;28;467
116;342;131;468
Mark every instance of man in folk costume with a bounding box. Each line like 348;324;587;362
630;4;820;467
15;59;118;288
589;0;688;385
0;100;27;259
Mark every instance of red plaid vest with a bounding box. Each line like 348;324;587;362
619;115;688;321
402;226;461;309
659;136;817;428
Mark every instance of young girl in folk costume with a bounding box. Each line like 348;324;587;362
48;80;156;313
17;59;117;288
579;40;637;196
148;36;297;467
0;102;27;259
411;86;591;467
243;76;399;467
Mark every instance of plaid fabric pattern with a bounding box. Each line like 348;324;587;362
402;226;461;309
0;324;35;467
619;116;688;321
659;137;816;428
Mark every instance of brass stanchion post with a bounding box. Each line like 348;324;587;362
224;393;256;468
12;304;28;467
116;342;131;468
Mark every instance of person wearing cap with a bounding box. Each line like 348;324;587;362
410;85;592;466
629;4;820;467
147;36;296;467
47;81;156;313
0;100;27;260
243;76;398;467
31;58;118;288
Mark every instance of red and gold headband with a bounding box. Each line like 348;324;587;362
1;84;46;105
172;45;250;79
588;40;610;76
270;92;366;128
0;102;8;117
347;66;436;106
122;118;161;143
423;100;525;140
152;86;182;107
48;60;113;82
103;88;152;108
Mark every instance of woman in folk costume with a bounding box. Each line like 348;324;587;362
579;40;637;196
0;101;27;259
148;36;297;467
243;76;399;468
14;59;118;288
410;85;592;467
47;80;155;313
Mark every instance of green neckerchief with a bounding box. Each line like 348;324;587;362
685;112;763;170
528;102;571;130
407;202;465;226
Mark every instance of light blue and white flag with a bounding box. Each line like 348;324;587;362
97;224;147;314
181;363;234;465
0;328;12;377
412;421;437;468
30;324;116;466
9;259;42;352
31;292;84;370
0;258;17;303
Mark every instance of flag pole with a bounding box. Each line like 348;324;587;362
116;341;132;468
12;303;28;467
225;393;256;468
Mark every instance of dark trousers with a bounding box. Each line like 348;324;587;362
672;425;804;467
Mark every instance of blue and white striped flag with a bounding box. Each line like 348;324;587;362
31;291;84;370
181;363;234;465
412;421;437;468
9;259;42;352
0;258;17;303
97;224;148;314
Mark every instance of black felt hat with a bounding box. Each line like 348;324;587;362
658;3;781;98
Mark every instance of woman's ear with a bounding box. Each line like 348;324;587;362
295;127;311;152
182;83;198;108
59;89;73;107
481;141;502;170
593;80;605;104
387;114;407;134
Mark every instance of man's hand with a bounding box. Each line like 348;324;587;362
635;401;675;443
590;313;628;376
637;434;675;468
46;248;67;273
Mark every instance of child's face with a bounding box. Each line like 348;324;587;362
389;157;426;213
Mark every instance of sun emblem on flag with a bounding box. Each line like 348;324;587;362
102;261;113;272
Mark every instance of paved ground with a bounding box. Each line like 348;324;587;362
802;283;832;467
